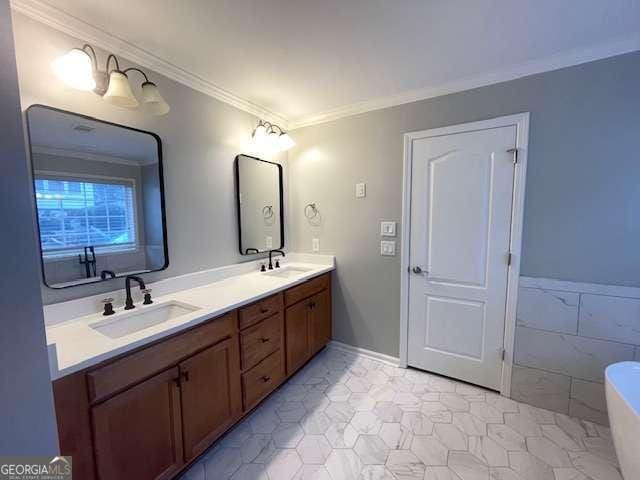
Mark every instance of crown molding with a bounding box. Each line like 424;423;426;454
12;0;640;132
10;0;288;127
288;34;640;130
32;145;154;166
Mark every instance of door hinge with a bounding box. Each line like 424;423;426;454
500;349;506;361
507;252;512;266
507;148;518;164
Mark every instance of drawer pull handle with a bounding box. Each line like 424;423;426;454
259;307;269;314
260;337;270;343
261;375;271;383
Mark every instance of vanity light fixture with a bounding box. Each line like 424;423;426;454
252;120;295;152
52;44;170;115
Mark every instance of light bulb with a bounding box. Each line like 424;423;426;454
253;124;267;140
52;48;96;91
278;132;295;151
103;71;139;108
140;82;170;115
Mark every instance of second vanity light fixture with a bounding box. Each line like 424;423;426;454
252;120;295;152
52;44;170;115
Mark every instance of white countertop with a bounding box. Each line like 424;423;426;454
45;254;335;380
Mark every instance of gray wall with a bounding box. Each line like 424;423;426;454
12;12;286;304
289;51;640;358
0;0;59;453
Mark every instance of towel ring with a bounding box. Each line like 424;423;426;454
262;205;274;219
304;203;319;219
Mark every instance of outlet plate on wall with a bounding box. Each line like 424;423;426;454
380;240;396;256
355;183;366;198
312;238;320;252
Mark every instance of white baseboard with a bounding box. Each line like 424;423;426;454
327;340;400;367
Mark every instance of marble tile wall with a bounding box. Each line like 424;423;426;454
511;277;640;425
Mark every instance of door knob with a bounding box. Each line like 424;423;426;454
412;266;424;274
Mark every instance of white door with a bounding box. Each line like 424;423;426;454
407;122;517;390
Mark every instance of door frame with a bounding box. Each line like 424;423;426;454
399;113;530;396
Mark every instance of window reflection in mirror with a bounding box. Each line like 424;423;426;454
26;105;168;288
235;154;283;254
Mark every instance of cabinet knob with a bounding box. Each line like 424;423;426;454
260;337;270;343
259;307;269;314
261;375;271;383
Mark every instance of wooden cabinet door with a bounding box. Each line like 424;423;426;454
92;367;183;480
309;289;331;355
285;299;311;374
180;337;242;461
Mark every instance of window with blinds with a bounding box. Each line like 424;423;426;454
34;175;137;258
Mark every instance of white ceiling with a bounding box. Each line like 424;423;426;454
15;0;640;128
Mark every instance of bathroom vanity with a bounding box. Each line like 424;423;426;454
24;105;331;478
50;266;332;480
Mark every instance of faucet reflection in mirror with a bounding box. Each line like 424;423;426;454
52;44;170;115
252;119;295;153
26;105;170;289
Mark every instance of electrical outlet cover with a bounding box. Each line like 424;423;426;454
380;240;396;256
312;238;320;252
355;183;366;198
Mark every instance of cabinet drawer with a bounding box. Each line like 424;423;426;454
242;349;283;410
239;293;283;330
284;273;330;307
240;313;282;371
87;312;236;404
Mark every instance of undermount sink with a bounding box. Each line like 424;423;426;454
90;301;200;339
263;266;312;278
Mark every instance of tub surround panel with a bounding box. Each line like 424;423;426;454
569;379;608;425
511;365;571;414
516;287;579;334
513;276;640;425
578;294;640;345
514;326;634;383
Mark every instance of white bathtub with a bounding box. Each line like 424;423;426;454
605;361;640;480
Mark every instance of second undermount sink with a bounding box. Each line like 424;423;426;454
263;266;312;278
90;301;200;339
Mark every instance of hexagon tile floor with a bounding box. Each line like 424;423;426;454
181;347;622;480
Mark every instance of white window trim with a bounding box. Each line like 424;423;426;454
34;170;141;260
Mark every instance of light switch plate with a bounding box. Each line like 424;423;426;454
312;238;320;252
355;183;366;198
380;240;396;256
380;221;396;237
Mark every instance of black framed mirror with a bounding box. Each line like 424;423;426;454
235;154;284;254
26;105;169;288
